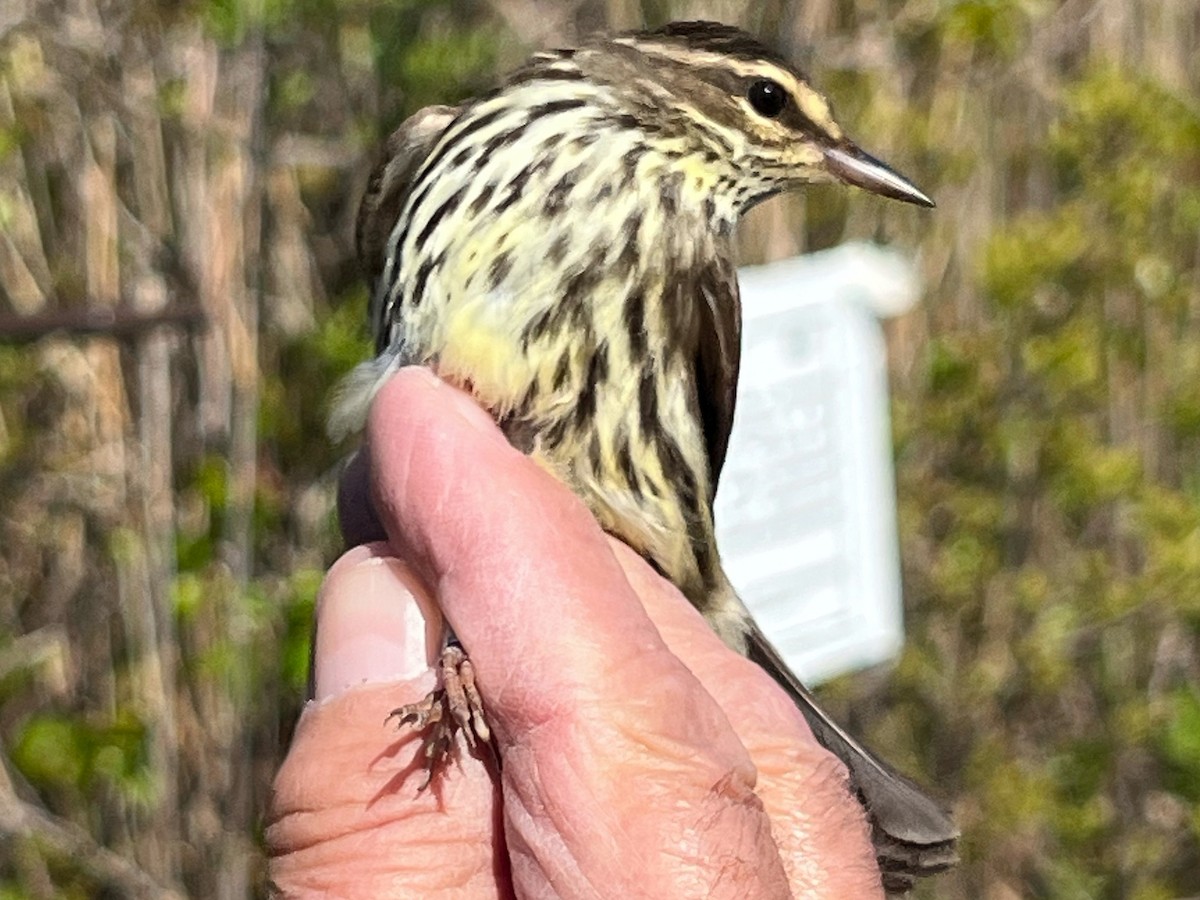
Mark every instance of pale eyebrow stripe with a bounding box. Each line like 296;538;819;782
610;38;845;141
611;39;785;76
792;86;840;137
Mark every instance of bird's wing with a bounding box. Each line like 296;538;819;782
744;620;959;891
328;105;461;441
356;104;462;310
694;258;742;497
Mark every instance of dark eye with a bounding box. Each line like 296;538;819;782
747;79;788;118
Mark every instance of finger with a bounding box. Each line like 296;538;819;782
365;368;724;738
612;543;883;899
367;368;791;899
268;543;507;900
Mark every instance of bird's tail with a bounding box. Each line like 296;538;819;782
327;348;404;442
744;621;959;893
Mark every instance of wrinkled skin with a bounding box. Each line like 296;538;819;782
267;368;884;899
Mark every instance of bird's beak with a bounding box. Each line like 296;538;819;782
823;143;935;208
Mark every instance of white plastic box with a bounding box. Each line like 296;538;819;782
715;243;919;684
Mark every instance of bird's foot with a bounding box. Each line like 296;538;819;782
386;641;490;788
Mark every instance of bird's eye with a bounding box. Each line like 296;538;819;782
747;79;788;118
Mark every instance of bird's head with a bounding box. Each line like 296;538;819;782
574;21;933;213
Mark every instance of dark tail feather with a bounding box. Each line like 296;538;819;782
745;622;959;893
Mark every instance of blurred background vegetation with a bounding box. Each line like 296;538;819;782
0;0;1197;896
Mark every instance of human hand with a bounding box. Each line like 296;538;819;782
267;367;884;898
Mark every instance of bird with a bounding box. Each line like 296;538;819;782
339;20;957;891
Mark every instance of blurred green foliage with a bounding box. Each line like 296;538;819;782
882;18;1200;894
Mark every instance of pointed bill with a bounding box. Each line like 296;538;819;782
823;144;935;208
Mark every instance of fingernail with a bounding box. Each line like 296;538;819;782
312;546;443;700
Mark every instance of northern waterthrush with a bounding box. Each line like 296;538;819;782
339;21;956;890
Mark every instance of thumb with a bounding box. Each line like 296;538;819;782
267;544;505;898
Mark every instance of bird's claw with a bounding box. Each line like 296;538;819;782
386;643;490;788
